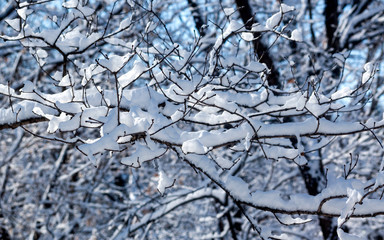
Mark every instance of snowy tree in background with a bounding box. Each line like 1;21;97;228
1;0;384;239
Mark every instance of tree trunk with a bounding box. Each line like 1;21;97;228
235;0;280;88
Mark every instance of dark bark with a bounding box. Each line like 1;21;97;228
300;155;338;240
226;209;240;240
327;1;374;52
299;165;325;196
324;0;339;52
187;0;206;37
289;132;338;240
0;1;16;22
0;117;46;131
235;0;281;88
307;0;317;44
0;227;11;240
217;194;240;239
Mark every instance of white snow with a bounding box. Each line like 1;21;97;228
373;171;384;190
118;60;147;88
59;112;81;131
209;20;244;74
296;94;307;111
182;138;209;154
157;171;174;195
62;0;78;8
264;145;299;160
80;106;108;127
225;176;250;200
244;132;251;151
100;108;119;136
170;109;183;121
214;157;233;169
118;16;132;30
331;87;352;100
362;62;374;84
1;4;383;237
104;37;127;46
21;81;34;93
121;144;166;167
79;32;103;50
5;18;21;31
78;124;131;165
290;29;303;42
36;48;48;58
266;11;282;29
281;3;295;13
251;23;268;32
241;32;254;41
223;20;243;38
337;229;364;240
244;61;267;72
55;101;82;114
0;101;56;126
277;215;311;225
305;93;329;117
97;53;132;73
17;7;28;20
145;21;157;33
338;187;362;226
47;112;71;133
58;74;71;87
223;8;235;16
33;107;70;133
